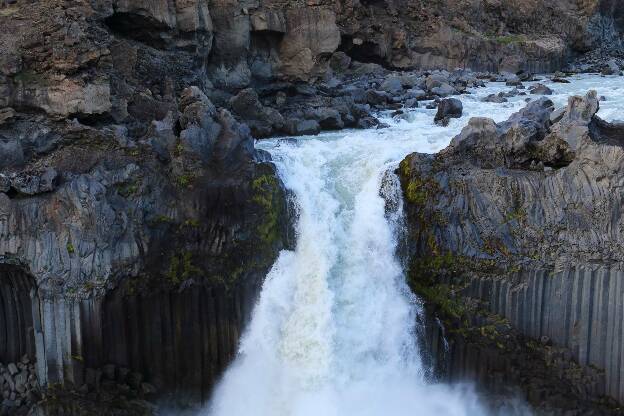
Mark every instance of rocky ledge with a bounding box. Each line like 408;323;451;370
399;90;624;413
0;82;292;414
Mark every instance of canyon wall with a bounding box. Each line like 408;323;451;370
400;92;624;411
0;0;622;413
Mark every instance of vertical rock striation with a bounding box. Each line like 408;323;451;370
400;91;624;409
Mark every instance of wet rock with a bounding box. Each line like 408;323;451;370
329;51;352;73
400;89;624;410
365;89;390;106
530;83;554;95
482;93;508;103
601;59;620;75
285;118;320;136
380;76;404;94
434;98;463;126
356;117;379;129
552;77;571;83
306;107;344;130
431;83;457;98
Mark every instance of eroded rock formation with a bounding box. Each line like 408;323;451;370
0;0;622;413
400;91;624;413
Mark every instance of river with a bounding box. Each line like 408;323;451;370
205;74;624;416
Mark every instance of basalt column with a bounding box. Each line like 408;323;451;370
0;264;37;364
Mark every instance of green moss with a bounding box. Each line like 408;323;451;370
251;174;281;245
66;242;75;254
182;218;200;228
117;180;141;197
489;34;526;45
152;214;175;224
174;142;185;157
176;173;195;188
412;282;467;320
399;157;412;178
164;251;202;286
13;70;46;85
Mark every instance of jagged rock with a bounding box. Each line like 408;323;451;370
6;168;58;196
547;90;599;150
601;59;620;75
400;89;624;408
229;88;284;138
306;107;344;130
0;174;8;193
530;83;554;95
431;83;457;97
482;93;508;103
284;118;320;136
0;108;15;125
380;76;403;94
329;52;351;73
434;98;463;126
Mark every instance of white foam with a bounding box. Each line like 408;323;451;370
205;74;624;416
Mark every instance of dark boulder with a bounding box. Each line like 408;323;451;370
434;98;463;126
530;83;554;95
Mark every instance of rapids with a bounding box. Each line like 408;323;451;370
206;74;624;416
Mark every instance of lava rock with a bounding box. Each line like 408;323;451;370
530;83;554;95
285;118;321;136
434;98;463;126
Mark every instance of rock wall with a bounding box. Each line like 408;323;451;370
0;0;622;413
0;64;291;414
337;0;623;73
399;92;624;407
464;266;624;402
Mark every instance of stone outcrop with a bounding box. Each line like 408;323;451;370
338;0;623;73
0;0;622;413
0;81;292;410
0;356;39;415
399;91;624;410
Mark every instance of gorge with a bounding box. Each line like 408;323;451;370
1;0;624;415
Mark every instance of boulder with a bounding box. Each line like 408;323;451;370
530;83;554;95
365;90;390;106
434;98;463;126
601;59;620;75
431;83;457;97
482;93;508;103
306;107;344;130
380;76;403;94
284;118;320;136
329;52;351;73
229;88;284;138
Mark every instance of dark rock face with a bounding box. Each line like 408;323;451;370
399;91;624;411
0;2;295;412
339;0;623;74
434;98;462;126
0;0;621;413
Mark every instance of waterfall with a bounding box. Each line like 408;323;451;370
205;74;624;416
205;123;491;415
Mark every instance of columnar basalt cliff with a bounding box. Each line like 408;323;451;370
400;92;624;413
0;0;623;414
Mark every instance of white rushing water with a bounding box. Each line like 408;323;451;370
206;74;624;416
